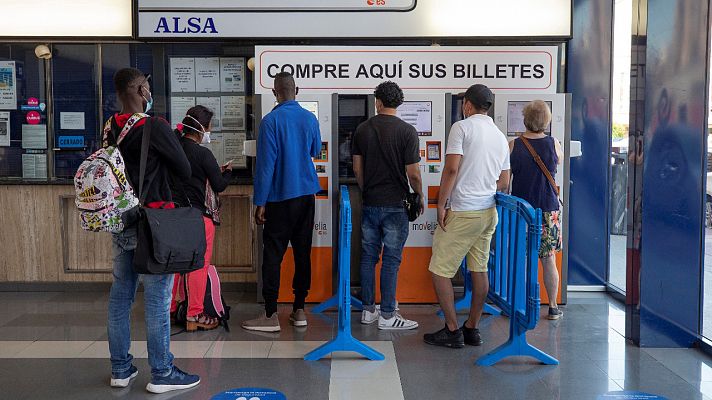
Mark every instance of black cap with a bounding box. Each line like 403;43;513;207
463;84;494;110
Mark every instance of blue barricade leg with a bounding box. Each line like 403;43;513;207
304;333;385;361
476;320;558;366
311;295;363;314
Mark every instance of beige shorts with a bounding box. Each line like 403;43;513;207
428;207;498;278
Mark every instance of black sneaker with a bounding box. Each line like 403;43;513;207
461;324;483;346
423;326;465;348
547;307;563;320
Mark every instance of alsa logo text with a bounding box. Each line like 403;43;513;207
154;17;218;34
366;0;387;5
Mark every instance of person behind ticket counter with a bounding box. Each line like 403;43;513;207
424;84;510;349
352;81;423;330
169;105;232;331
509;100;564;320
242;72;322;333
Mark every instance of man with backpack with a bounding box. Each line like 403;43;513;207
104;68;200;394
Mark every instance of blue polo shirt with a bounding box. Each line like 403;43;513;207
254;100;322;206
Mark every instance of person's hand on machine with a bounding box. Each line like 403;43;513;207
254;206;266;225
418;196;425;217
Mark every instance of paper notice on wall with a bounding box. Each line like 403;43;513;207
22;124;47;149
221;96;245;130
22;154;47;179
197;96;221;131
170;58;196;93
170;96;195;129
224;131;247;169
195;58;221;92
0;61;17;110
60;112;85;130
0;112;9;146
220;58;245;93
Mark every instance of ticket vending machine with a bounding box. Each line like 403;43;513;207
256;94;336;303
492;93;577;305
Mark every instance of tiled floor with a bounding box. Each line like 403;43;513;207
1;291;712;399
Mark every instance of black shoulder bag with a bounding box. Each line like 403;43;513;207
132;118;207;275
367;119;422;222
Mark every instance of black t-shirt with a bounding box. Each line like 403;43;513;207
106;115;191;205
175;136;232;213
352;114;420;206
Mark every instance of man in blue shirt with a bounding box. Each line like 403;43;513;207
242;72;321;332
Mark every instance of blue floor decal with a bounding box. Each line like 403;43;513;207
598;391;668;400
211;388;286;400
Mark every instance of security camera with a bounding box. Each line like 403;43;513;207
34;45;52;60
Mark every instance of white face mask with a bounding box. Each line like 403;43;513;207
184;115;211;143
201;131;211;144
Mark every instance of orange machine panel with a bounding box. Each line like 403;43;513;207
277;248;333;303
371;247;438;304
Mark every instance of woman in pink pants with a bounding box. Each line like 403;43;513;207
170;105;232;331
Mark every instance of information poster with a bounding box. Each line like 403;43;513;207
0;61;16;110
220;58;245;93
195;57;220;92
60;112;85;130
0;111;9;146
22;154;47;179
197;96;221;131
170;58;196;93
203;132;225;165
21;124;47;149
224;131;247;168
170;97;196;129
221;96;245;130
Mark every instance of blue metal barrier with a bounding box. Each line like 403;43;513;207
476;193;559;366
304;186;384;361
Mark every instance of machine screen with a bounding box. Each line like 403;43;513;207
507;101;552;135
298;101;319;120
397;101;432;136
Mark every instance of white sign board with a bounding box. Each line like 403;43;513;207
0;61;17;110
255;46;558;94
138;0;571;38
60;112;85;130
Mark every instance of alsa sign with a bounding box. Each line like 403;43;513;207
154;17;217;34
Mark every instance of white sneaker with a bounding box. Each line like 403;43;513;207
378;313;418;330
361;309;380;325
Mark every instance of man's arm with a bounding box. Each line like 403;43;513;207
406;163;424;214
353;155;364;190
437;154;462;231
311;116;322;158
497;170;511;192
253;118;277;224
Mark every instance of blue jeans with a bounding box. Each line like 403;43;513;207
108;227;174;378
360;206;409;318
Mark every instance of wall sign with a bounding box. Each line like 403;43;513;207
255;46;558;95
58;136;85;149
0;61;17;110
26;111;41;125
138;0;571;38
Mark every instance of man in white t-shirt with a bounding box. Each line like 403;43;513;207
424;84;510;349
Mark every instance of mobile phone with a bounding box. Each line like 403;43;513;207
223;159;235;166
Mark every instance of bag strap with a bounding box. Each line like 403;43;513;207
138;117;152;205
519;136;563;205
367;118;411;196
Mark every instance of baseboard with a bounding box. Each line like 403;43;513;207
0;282;257;292
568;285;608;292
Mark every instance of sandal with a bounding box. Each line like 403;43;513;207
186;313;219;332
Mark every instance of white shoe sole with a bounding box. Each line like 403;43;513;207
290;318;308;327
110;370;138;388
242;325;281;332
378;322;419;331
361;318;379;325
146;380;200;394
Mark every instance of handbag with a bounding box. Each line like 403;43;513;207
519;136;564;207
131;117;207;275
367;119;422;222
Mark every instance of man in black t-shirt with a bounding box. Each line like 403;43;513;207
352;81;424;330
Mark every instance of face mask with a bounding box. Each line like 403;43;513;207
201;131;211;144
141;87;153;113
184;115;210;143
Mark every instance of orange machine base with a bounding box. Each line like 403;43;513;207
277;247;333;303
